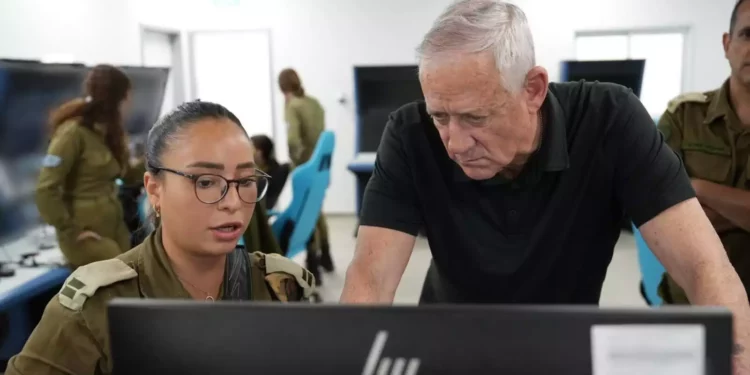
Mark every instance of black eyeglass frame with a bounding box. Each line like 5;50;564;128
150;165;271;204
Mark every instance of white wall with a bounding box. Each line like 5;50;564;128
0;0;142;66
0;0;738;214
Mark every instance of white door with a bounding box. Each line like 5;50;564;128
190;30;275;138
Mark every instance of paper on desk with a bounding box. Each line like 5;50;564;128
591;324;705;375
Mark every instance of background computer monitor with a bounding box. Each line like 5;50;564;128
0;61;168;247
109;301;732;375
118;66;169;138
355;65;424;153
560;59;646;97
0;60;89;161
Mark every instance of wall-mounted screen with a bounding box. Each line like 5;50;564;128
560;59;646;97
0;61;88;160
355;65;424;153
120;66;169;136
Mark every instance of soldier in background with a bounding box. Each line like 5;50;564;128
278;68;334;284
657;0;750;304
36;65;144;269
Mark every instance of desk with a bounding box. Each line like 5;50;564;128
347;152;376;217
0;227;69;364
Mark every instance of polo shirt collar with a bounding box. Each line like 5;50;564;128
452;88;570;182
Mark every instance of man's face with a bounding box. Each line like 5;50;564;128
420;53;547;180
725;1;750;86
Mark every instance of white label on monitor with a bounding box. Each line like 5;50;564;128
591;324;705;375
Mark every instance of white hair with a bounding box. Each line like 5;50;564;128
416;0;536;93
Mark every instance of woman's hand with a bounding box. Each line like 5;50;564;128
76;230;102;242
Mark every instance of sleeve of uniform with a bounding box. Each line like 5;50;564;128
656;109;684;158
359;114;423;236
4;299;102;375
285;105;304;165
35;126;85;238
606;91;696;227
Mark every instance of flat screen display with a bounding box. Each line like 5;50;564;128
561;60;646;97
355;66;424;153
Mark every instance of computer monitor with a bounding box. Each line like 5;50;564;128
118;66;169;137
0;60;89;160
354;65;424;153
108;300;732;375
561;59;646;97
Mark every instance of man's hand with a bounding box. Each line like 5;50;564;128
639;198;750;375
691;178;750;232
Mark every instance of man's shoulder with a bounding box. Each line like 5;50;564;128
390;100;428;123
549;80;633;105
666;90;714;114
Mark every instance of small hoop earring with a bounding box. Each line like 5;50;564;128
154;206;161;218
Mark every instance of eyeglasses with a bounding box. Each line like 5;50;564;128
151;166;270;204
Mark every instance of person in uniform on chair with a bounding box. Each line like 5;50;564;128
5;100;315;375
657;0;750;304
278;68;334;282
340;1;750;370
251;134;290;210
35;65;145;269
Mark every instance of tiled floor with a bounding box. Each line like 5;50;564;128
300;215;647;307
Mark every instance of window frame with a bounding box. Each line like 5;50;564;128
573;27;692;100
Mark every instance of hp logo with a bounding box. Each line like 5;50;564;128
362;331;421;375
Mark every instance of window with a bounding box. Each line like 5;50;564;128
575;31;685;117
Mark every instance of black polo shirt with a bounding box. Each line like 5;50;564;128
359;81;695;304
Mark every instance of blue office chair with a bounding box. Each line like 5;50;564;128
270;131;335;259
633;223;665;306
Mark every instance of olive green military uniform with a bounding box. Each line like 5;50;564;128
243;202;283;255
4;228;314;375
285;96;331;264
657;79;750;304
36;121;143;269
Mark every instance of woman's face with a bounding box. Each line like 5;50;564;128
146;118;256;257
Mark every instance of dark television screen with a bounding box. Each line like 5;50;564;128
355;66;424;153
561;59;646;97
0;61;89;160
120;66;169;136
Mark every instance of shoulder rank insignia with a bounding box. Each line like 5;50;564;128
41;154;62;168
667;92;708;113
58;258;137;311
262;253;314;300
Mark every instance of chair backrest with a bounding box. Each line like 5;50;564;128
632;223;665;306
271;131;335;258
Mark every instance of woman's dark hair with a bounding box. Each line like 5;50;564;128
145;100;246;173
250;134;279;170
278;68;305;97
49;64;131;166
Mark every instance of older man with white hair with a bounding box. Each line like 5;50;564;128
340;0;750;372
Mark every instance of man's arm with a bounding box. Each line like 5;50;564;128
640;198;750;372
340;108;423;304
694;178;750;232
341;226;416;303
607;90;750;373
